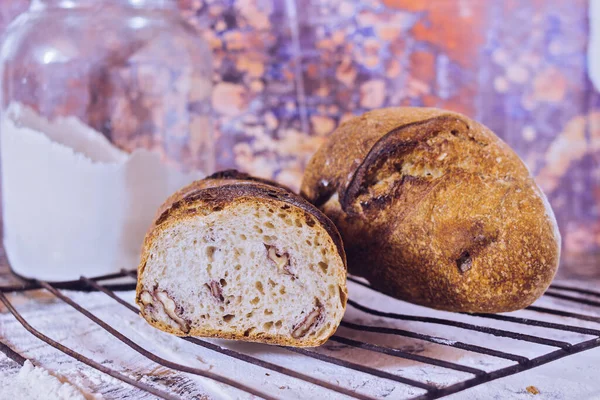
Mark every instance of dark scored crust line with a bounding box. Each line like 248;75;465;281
205;169;294;193
154;181;347;268
339;115;470;214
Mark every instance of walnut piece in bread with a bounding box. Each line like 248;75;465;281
301;108;560;313
136;170;347;347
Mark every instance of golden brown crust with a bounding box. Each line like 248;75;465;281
137;171;347;347
302;107;560;313
154;169;292;222
140;316;335;346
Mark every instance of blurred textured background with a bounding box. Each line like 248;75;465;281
1;0;598;276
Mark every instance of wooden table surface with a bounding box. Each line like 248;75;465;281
1;242;600;399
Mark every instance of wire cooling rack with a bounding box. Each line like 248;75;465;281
1;270;599;400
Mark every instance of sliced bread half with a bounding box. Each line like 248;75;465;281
136;170;347;347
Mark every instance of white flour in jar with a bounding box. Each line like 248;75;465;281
0;103;204;281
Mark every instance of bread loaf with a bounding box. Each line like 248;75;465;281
136;170;347;347
301;108;560;313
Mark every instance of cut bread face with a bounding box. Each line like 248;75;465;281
136;179;347;347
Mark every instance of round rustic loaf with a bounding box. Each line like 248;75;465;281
301;108;560;313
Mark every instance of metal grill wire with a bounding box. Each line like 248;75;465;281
0;271;599;400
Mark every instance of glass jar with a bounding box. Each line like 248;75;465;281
0;0;213;281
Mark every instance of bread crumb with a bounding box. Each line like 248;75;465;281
526;385;540;395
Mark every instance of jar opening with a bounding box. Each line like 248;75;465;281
31;0;177;10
